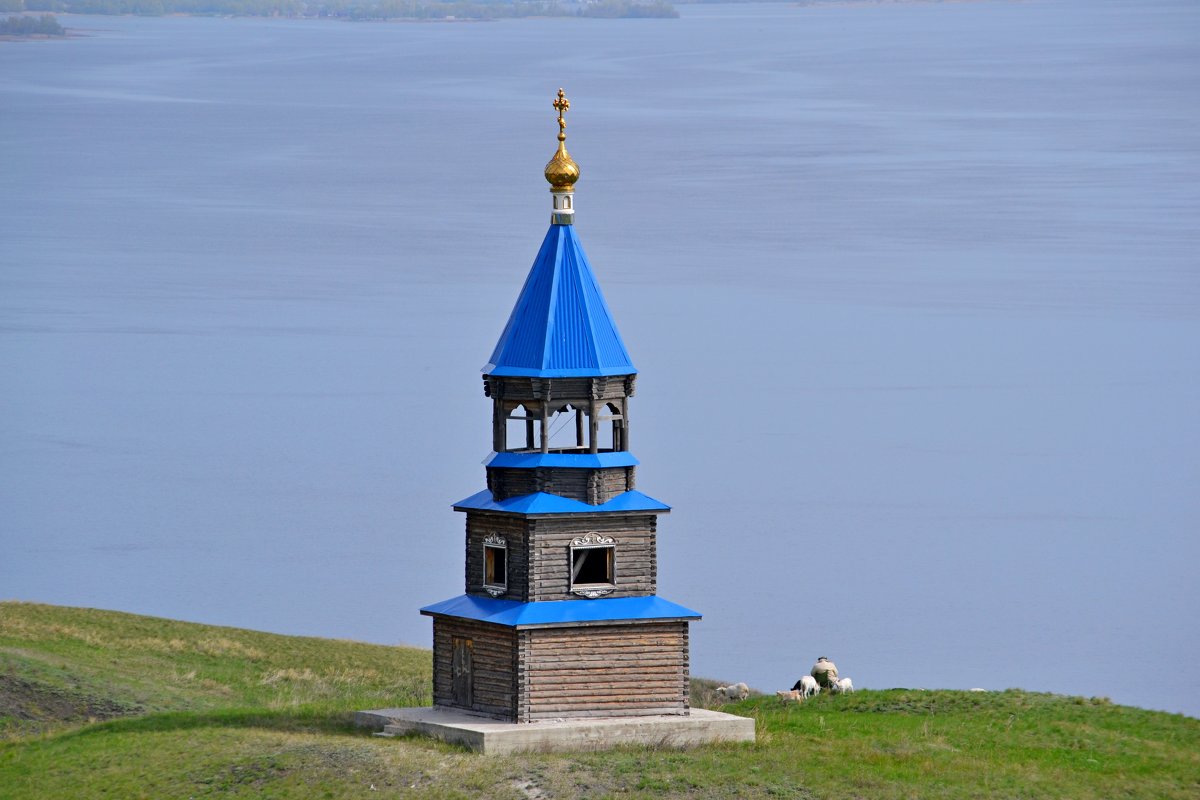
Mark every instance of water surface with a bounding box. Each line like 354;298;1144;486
2;0;1197;716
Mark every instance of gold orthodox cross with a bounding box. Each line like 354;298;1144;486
553;88;570;141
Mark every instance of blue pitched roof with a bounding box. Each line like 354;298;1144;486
420;594;701;628
453;489;670;515
484;224;636;378
484;451;639;469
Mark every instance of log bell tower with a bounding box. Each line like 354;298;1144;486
420;90;701;722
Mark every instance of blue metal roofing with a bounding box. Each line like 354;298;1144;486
484;224;636;378
453;489;670;515
484;451;639;469
420;594;701;628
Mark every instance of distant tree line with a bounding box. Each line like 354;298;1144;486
0;11;66;32
579;0;675;17
9;0;677;19
317;0;566;21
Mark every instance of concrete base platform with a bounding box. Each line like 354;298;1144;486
354;706;755;755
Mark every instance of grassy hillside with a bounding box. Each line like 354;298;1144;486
2;602;1197;799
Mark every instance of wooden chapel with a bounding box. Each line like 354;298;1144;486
419;90;701;723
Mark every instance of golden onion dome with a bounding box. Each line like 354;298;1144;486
544;88;579;192
545;143;579;192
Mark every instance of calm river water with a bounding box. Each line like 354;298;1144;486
2;0;1197;716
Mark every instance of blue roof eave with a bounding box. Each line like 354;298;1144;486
420;594;702;628
483;364;638;378
484;451;640;469
453;489;670;516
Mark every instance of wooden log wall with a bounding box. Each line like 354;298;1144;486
432;617;518;720
529;515;657;601
484;375;636;403
487;466;636;504
465;512;659;601
465;515;530;600
517;622;690;721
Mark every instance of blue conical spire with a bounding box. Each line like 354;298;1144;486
484;224;636;378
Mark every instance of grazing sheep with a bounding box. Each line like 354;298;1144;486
776;689;802;705
832;677;854;694
790;675;818;698
717;682;750;701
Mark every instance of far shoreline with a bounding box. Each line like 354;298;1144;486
1;0;682;27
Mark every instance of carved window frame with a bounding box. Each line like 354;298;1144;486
569;533;616;598
482;533;507;597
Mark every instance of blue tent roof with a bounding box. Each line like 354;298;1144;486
484;224;636;378
420;594;701;628
484;451;639;469
453;489;670;515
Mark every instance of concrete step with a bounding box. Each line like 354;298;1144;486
356;705;756;754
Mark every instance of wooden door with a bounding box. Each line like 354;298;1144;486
451;636;473;708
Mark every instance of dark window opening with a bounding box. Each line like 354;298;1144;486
571;546;614;586
484;544;507;588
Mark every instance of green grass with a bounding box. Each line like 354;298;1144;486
2;602;1198;799
0;601;431;736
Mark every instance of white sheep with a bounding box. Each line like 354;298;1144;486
717;682;750;701
797;675;819;699
832;677;854;694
